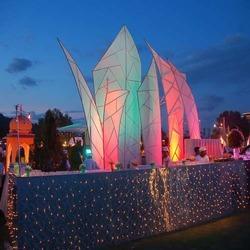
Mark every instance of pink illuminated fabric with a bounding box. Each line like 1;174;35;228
138;59;162;165
103;90;128;169
59;41;104;168
168;63;201;139
149;45;184;161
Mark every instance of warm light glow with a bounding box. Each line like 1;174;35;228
170;130;181;161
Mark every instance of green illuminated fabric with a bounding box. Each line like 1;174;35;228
138;59;162;165
93;26;141;168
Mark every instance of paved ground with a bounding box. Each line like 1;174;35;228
104;209;250;250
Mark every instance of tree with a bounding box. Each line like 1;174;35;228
33;109;72;170
228;129;245;148
212;111;249;139
0;114;11;139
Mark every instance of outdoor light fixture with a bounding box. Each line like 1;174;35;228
84;147;92;157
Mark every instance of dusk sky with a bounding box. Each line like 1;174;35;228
0;0;250;129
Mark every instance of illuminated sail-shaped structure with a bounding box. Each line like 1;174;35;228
93;26;141;167
59;27;201;167
138;59;162;165
58;41;104;168
103;90;128;169
149;45;184;161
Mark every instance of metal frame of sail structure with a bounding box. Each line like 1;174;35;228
93;26;141;168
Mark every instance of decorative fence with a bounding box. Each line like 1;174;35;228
9;161;250;249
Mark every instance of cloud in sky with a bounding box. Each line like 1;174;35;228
29;111;44;122
19;76;38;87
6;58;34;73
199;95;225;112
65;110;83;114
179;34;250;89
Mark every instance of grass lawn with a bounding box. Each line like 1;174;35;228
105;209;250;250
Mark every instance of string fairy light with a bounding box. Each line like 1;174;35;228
6;161;250;249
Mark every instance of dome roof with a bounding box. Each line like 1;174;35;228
9;115;32;134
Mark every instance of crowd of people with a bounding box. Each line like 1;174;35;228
161;145;210;167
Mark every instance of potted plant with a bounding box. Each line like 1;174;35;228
13;163;20;176
115;162;121;171
150;162;155;168
25;165;32;177
79;163;86;173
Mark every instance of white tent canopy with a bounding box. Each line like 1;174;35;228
58;122;87;134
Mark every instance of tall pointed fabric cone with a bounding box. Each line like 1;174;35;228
138;59;162;165
167;61;201;139
148;44;184;161
58;40;104;169
93;26;141;168
103;90;128;169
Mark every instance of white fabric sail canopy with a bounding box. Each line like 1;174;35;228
59;40;104;169
166;61;201;139
58;27;201;167
148;44;184;161
103;90;128;169
138;59;162;165
93;26;141;168
176;70;201;139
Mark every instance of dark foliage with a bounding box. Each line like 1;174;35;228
212;110;250;139
228;129;245;148
0;114;11;139
33;109;72;170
